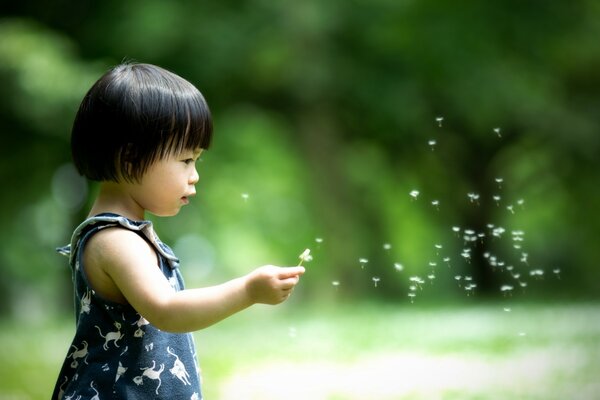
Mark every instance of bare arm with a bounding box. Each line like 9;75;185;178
83;228;305;333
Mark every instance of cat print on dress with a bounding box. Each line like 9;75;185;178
95;322;124;350
167;346;191;385
132;315;150;337
68;341;89;368
133;361;164;395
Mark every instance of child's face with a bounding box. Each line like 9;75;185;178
128;148;203;217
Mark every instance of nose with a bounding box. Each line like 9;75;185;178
189;166;199;185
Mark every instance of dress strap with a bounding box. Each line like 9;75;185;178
56;213;180;269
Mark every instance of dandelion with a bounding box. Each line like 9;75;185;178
394;263;404;272
372;276;381;287
409;190;420;200
297;249;312;266
436;116;444;127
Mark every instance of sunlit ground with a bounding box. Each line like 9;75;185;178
1;302;599;399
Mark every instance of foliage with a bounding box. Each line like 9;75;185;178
0;1;599;317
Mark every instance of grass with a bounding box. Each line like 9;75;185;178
1;301;599;399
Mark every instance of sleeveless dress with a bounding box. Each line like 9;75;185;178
52;213;202;400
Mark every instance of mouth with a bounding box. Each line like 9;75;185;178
181;192;196;205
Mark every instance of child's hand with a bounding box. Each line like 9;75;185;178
245;265;305;305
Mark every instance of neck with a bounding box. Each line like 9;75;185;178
88;181;146;221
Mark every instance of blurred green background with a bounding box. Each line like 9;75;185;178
1;1;599;399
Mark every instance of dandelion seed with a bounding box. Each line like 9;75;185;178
529;269;544;279
431;200;440;210
288;326;297;338
493;127;502;138
409;190;420;200
372;276;381;287
394;263;404;272
467;192;480;203
506;204;515;214
298;249;312;266
315;237;324;244
465;283;477;295
495;177;504;188
517;198;525;208
436;117;444;127
359;258;369;269
520;252;529;265
443;257;451;267
500;285;514;296
493;195;501;206
553;268;561;279
383;243;392;250
408;292;416;303
452;226;461;236
492;227;506;238
428;139;437;151
241;193;250;201
427;273;436;281
332;280;340;287
428;261;437;267
503;307;512;312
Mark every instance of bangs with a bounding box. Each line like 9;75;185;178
124;65;213;179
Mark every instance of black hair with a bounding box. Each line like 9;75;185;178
71;62;212;182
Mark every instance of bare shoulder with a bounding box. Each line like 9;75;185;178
82;227;159;303
85;227;157;266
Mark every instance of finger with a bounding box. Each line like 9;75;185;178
279;276;300;289
278;266;305;279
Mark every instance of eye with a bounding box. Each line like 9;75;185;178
183;158;195;165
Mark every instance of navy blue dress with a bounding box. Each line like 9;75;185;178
52;214;202;399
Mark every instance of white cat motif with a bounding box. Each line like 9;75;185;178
167;346;191;385
68;340;89;368
133;360;164;395
95;322;124;350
